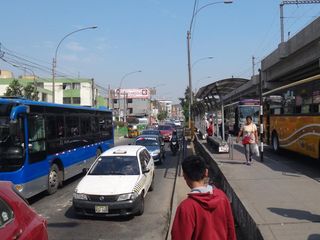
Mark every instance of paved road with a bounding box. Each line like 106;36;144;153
31;138;181;240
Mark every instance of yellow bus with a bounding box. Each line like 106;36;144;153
264;74;320;159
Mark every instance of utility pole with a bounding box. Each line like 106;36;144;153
280;0;320;43
252;56;255;76
91;78;95;107
187;30;193;130
259;69;264;162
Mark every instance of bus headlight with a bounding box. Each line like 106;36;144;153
15;184;23;192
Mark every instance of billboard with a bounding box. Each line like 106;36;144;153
115;88;150;99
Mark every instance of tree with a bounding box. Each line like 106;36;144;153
157;111;167;121
4;79;23;97
179;86;195;123
24;83;39;101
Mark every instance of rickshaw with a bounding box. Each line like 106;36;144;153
127;124;139;138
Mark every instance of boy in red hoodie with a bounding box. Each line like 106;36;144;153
171;155;236;240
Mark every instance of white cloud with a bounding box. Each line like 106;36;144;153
65;41;86;52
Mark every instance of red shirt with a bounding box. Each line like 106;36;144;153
171;188;236;240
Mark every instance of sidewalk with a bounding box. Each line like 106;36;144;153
195;136;320;240
167;141;193;240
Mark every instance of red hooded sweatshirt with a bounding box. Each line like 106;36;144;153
171;188;236;240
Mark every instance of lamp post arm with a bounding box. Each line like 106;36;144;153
54;26;97;61
189;1;228;32
119;70;142;89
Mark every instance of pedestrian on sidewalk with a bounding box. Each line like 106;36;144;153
171;155;236;240
236;115;258;165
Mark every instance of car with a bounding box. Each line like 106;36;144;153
135;135;165;164
158;125;174;141
174;120;181;127
0;181;48;240
73;145;154;217
141;129;164;143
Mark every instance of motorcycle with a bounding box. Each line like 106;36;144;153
170;138;179;156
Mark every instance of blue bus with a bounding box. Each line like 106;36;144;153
0;98;114;198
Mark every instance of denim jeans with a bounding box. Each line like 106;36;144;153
244;143;253;163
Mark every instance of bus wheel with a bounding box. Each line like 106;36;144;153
272;133;280;152
47;164;59;195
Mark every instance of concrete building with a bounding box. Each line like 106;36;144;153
0;70;107;107
110;88;151;121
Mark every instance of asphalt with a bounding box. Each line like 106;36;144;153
194;135;320;240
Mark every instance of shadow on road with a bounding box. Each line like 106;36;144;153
64;206;134;222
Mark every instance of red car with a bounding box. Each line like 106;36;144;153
0;181;48;240
158;125;174;141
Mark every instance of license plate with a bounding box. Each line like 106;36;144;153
95;205;108;213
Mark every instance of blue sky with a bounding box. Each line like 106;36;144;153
1;0;320;102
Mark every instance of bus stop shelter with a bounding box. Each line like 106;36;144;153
195;78;249;150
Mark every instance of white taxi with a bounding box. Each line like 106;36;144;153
73;145;155;217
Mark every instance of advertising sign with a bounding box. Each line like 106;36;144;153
115;88;150;99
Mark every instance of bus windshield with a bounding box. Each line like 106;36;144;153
0;117;25;172
239;106;260;123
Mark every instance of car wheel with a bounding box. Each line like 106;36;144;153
136;194;145;216
47;164;59;195
149;174;155;192
272;132;280;152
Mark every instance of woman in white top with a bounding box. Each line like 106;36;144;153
236;116;258;165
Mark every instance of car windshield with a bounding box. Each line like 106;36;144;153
158;125;172;131
142;130;158;135
136;138;159;146
89;156;140;175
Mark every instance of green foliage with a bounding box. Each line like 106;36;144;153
4;80;39;101
157;111;167;121
4;79;23;97
24;83;39;101
179;86;195;123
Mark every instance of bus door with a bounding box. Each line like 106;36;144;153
27;114;47;164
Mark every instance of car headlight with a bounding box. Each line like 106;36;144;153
152;150;160;155
73;193;88;200
117;192;138;201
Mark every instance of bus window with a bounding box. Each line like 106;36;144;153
66;116;79;137
28;115;46;163
80;117;91;136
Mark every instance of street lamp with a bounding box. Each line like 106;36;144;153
117;70;142;121
52;26;97;103
187;0;232;131
192;56;214;69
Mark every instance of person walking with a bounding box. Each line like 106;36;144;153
171;155;236;240
236;115;258;165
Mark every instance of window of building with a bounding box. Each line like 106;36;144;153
128;108;133;114
113;99;118;104
73;97;81;104
127;98;133;103
63;97;71;104
63;83;72;90
73;83;80;89
42;93;47;102
37;82;44;88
